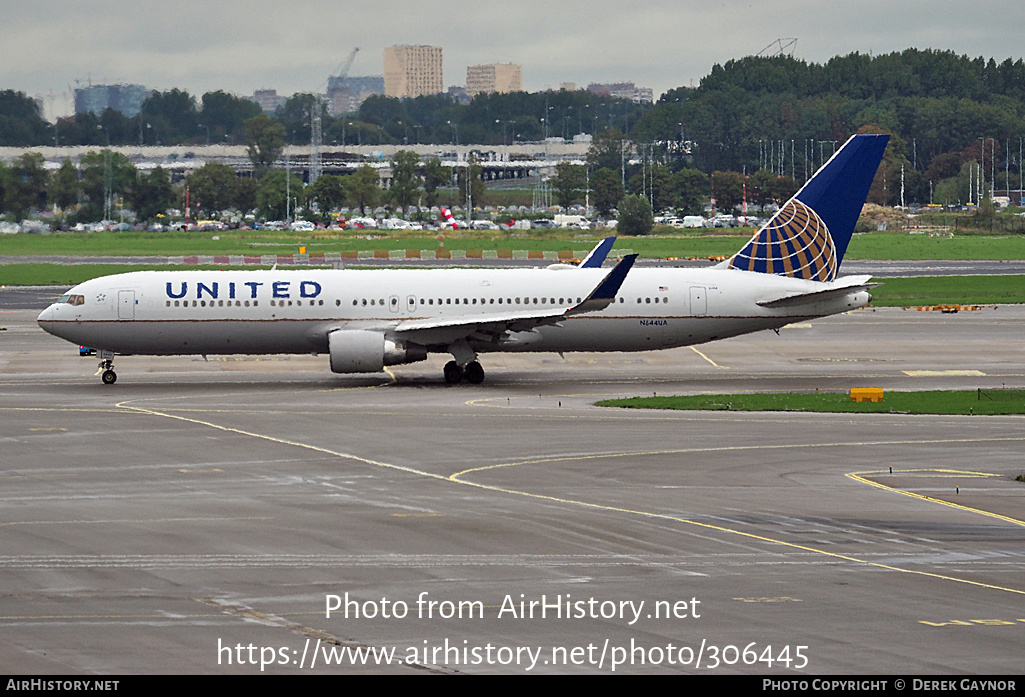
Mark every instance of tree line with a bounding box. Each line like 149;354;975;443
632;49;1025;206
0;147;471;225
4;48;1025;218
0;88;647;148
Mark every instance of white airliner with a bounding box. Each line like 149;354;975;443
38;134;889;385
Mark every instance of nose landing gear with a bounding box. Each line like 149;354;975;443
97;350;117;385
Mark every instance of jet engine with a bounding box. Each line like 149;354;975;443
328;330;427;373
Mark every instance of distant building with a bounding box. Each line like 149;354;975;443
447;85;471;105
383;45;443;98
74;84;148;117
586;82;654;104
559;82;578;92
250;89;287;114
466;64;523;97
326;76;385;115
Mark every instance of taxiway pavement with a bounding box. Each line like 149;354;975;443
1;304;1023;674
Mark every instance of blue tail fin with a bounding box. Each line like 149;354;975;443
728;133;889;281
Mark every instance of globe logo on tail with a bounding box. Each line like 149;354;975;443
728;199;837;282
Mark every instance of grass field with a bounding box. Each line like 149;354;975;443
0;263;279;286
596;389;1025;415
867;275;1025;306
845;233;1025;261
2;229;1025;304
3;229;1025;260
3;262;1024;307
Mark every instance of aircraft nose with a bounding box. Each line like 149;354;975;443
37;305;54;325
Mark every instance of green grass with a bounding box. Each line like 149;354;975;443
868;275;1025;306
597;390;1025;416
3;260;1025;307
845;233;1025;261
3;228;1025;304
0;229;610;256
0;263;279;286
4;229;1025;261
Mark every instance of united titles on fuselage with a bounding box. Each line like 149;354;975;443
165;280;323;301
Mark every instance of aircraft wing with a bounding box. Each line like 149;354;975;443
755;275;879;309
393;254;637;345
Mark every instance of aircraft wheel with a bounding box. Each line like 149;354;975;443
101;369;117;385
443;361;463;384
464;361;485;384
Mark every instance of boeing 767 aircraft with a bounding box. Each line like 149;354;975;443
38;133;889;385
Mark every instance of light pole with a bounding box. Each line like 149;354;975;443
97;125;112;222
286;132;293;223
980;137;985;202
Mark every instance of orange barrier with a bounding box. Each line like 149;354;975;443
850;387;884;403
909;304;996;313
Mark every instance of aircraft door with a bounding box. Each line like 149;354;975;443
689;286;707;317
406;295;417;313
118;290;135;319
389;295;400;313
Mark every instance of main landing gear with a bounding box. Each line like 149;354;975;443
443;339;485;385
97;351;116;385
444;360;485;385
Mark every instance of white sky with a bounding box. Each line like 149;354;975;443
4;0;1024;119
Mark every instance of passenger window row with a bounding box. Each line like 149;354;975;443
165;299;331;308
167;300;260;307
348;296;586;307
163;295;668;309
270;299;325;307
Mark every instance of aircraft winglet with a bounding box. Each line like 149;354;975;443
579;236;616;268
570;254;637;313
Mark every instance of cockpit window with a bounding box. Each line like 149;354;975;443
58;294;85;306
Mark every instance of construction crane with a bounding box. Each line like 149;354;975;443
757;38;797;58
311;47;360;184
332;47;360;80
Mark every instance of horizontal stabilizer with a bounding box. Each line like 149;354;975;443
756;275;878;308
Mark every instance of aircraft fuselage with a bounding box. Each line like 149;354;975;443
37;267;870;358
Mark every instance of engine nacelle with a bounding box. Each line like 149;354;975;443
328;330;427;373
